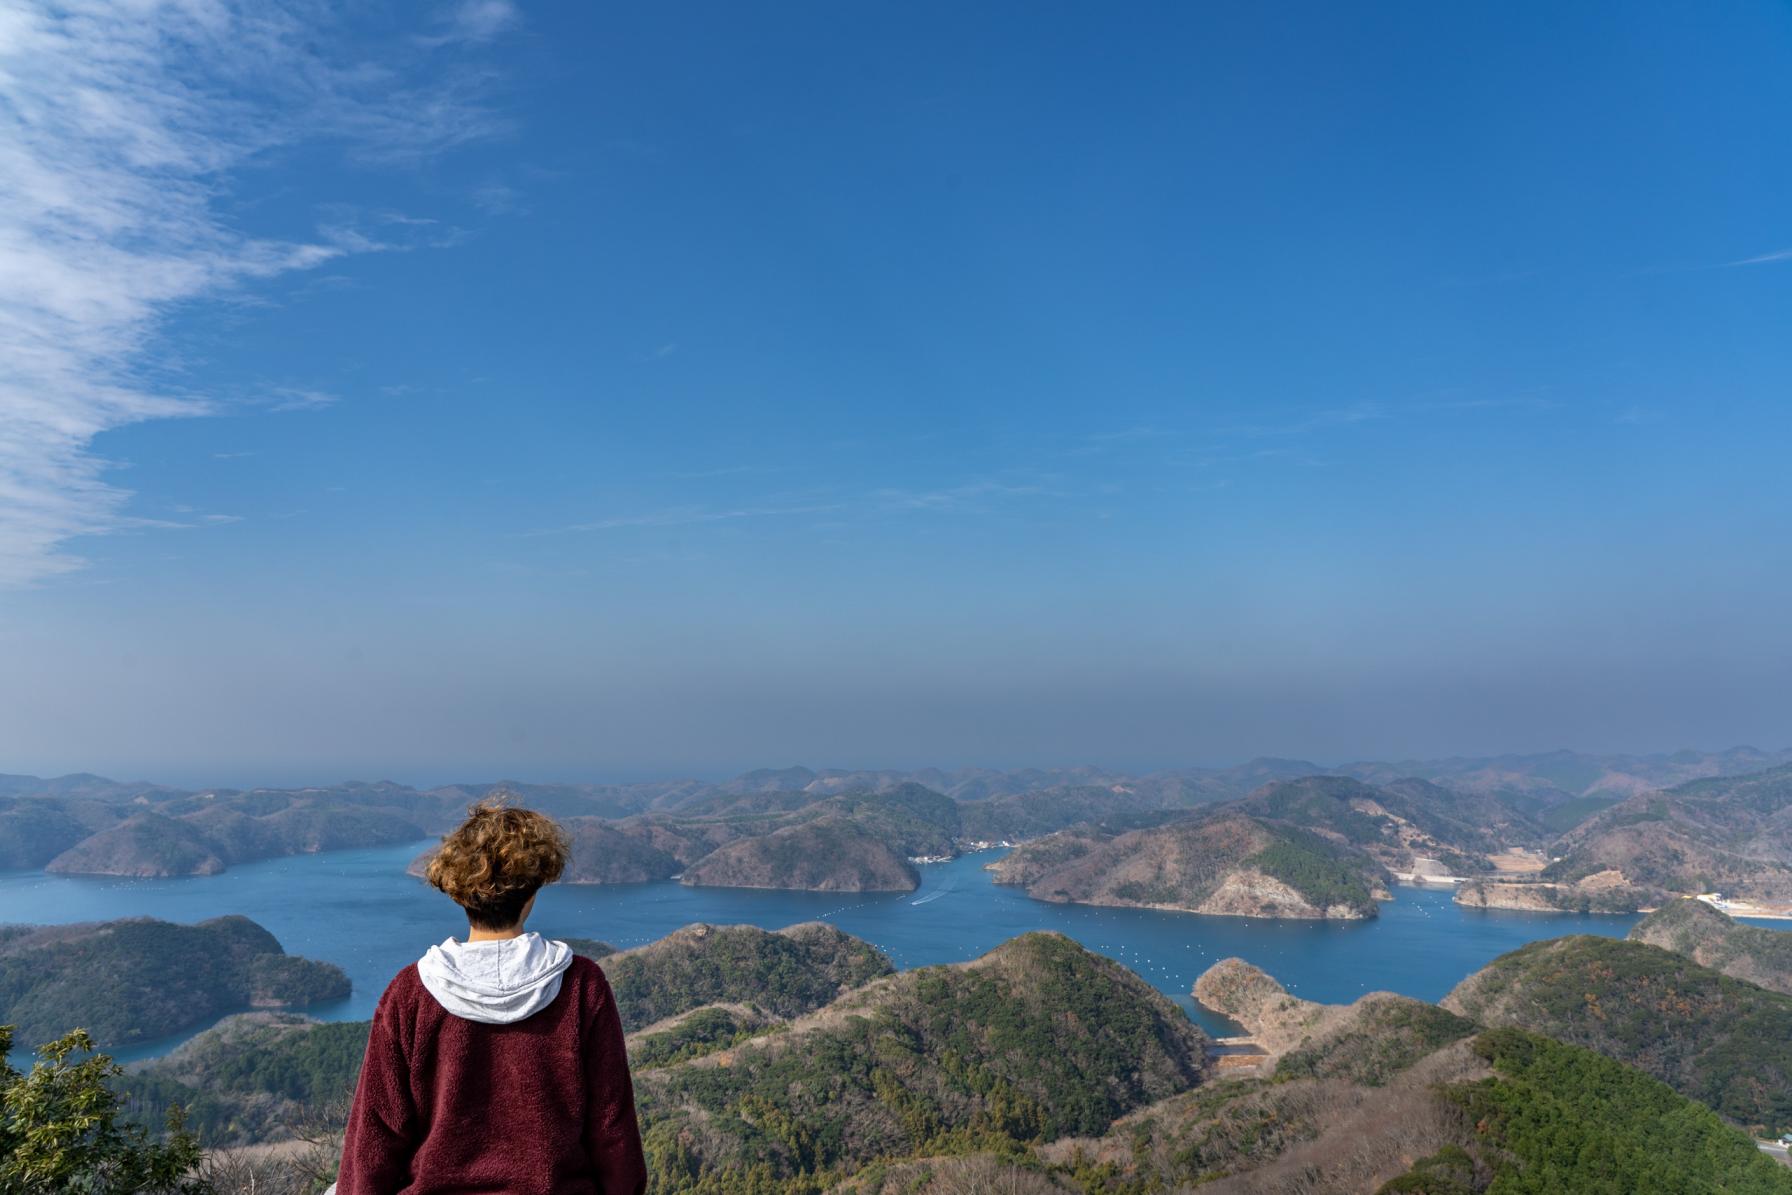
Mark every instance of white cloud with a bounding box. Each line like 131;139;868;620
419;0;521;48
1723;248;1792;268
0;1;502;586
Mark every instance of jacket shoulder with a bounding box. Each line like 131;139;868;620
376;962;425;1010
566;952;610;987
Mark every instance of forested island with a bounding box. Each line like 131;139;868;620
0;916;347;1051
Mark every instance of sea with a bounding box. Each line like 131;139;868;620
3;843;1782;1064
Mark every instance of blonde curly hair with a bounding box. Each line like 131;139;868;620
424;799;571;928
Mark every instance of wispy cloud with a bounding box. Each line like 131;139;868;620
470;180;525;215
526;502;845;536
870;479;1055;511
1216;396;1547;440
418;0;521;48
0;1;503;586
1066;426;1175;457
263;388;339;413
527;476;1062;538
1721;248;1792;268
1222;402;1394;438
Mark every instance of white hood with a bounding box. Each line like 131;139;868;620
416;932;573;1024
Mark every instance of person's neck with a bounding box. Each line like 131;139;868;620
465;923;526;943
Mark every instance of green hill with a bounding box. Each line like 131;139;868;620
119;1013;370;1145
601;922;893;1032
1379;1028;1792;1195
0;917;348;1051
1630;898;1792;995
636;932;1209;1193
1444;934;1792;1134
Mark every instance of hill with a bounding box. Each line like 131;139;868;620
990;812;1388;919
75;924;1792;1195
1444;934;1792;1134
0;916;348;1051
634;932;1210;1190
7;747;1789;883
1630;899;1792;994
1191;957;1476;1085
602;922;893;1031
1535;764;1792;908
28;783;453;878
1021;968;1792;1195
119;1012;370;1146
1235;775;1542;876
117;920;893;1147
679;818;920;892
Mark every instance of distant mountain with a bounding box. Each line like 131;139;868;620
1235;774;1546;876
8;745;1791;890
1456;763;1792;913
989;811;1389;919
1444;934;1792;1135
1630;898;1792;996
0;916;347;1052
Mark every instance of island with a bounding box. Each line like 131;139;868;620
0;916;348;1051
989;811;1388;919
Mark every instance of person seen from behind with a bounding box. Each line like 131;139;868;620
333;800;646;1195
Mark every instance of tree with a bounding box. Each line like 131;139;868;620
1;1024;210;1194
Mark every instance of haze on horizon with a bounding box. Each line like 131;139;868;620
3;2;1790;787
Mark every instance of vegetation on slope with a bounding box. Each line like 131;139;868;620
1444;935;1792;1134
994;813;1385;919
1276;996;1476;1087
1629;898;1792;995
119;1014;370;1147
1380;1028;1792;1195
601;922;893;1032
0;917;348;1051
628;1006;782;1069
1534;794;1621;834
1540;765;1792;905
1245;834;1377;913
636;932;1209;1194
678;817;920;892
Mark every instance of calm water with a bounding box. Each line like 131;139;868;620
4;842;1764;1063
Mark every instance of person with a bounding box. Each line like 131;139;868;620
331;801;646;1195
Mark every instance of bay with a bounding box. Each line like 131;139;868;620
2;843;1751;1064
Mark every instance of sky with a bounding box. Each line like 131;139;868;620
2;1;1791;786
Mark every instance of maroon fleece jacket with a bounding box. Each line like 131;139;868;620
336;955;647;1195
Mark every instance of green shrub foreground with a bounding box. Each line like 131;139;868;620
1;1025;208;1194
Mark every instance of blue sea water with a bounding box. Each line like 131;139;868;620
2;844;1773;1063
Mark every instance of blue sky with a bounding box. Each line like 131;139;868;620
3;1;1791;784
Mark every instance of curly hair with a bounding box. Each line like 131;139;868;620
424;799;571;929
